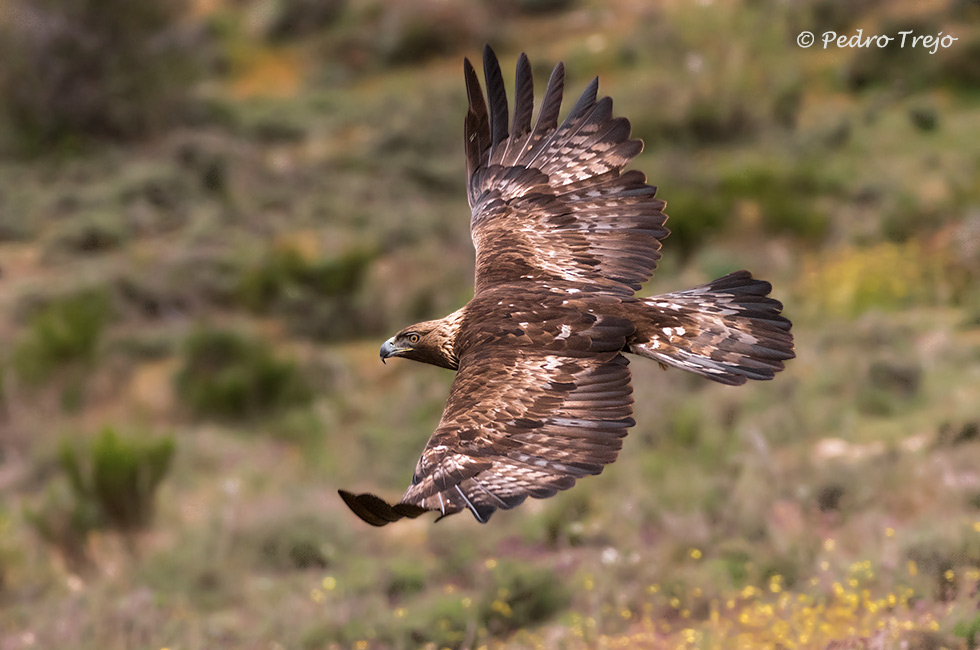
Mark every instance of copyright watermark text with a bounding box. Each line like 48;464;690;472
797;29;958;54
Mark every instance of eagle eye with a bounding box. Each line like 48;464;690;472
408;333;421;344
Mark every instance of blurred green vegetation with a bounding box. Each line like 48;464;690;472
0;0;201;153
26;428;175;569
12;289;112;384
58;427;176;532
237;245;382;340
0;0;979;648
175;328;312;420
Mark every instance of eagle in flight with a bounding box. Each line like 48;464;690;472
339;46;794;526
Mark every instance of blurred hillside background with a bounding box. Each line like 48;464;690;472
1;0;979;648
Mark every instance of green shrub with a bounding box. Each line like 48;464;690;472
969;492;980;511
372;558;571;647
665;400;705;449
70;429;174;528
221;512;354;577
322;0;495;71
372;0;493;66
267;406;327;448
719;166;830;242
816;483;846;512
684;97;757;145
239;247;373;309
880;192;929;243
175;328;312;419
938;36;980;89
715;545;753;586
114;252;242;320
25;482;100;571
638;98;758;148
60;427;175;532
520;490;592;549
0;0;201;153
266;0;347;42
43;211;128;260
480;560;572;636
139;528;234;610
415;593;473;648
661;162;832;257
300;623;343;650
771;85;803;130
28;428;175;565
955;613;980;649
844;18;941;91
257;523;329;571
660;188;729;258
804;0;885;32
867;359;922;398
13;289;112;384
380;588;476;649
935;421;980;448
908;105;939;132
798;241;943;317
493;0;577;15
385;558;428;600
238;246;380;341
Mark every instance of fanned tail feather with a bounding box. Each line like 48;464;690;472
629;271;795;385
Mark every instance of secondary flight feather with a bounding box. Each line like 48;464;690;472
339;46;794;526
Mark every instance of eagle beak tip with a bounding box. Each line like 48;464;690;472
380;338;397;363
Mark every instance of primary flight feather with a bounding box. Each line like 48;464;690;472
339;46;794;526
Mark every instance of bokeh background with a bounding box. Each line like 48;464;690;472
1;0;979;648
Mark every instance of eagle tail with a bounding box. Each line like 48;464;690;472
628;271;794;385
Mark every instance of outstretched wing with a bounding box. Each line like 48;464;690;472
465;45;669;296
340;346;634;525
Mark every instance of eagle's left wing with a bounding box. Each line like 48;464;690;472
340;343;634;525
464;46;670;297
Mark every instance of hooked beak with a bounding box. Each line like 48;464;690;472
380;337;399;364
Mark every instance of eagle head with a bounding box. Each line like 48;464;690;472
380;314;461;370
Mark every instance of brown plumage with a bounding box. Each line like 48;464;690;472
340;46;794;526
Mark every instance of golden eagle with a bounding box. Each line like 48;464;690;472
340;46;794;526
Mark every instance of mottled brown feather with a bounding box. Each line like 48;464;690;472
629;271;794;385
466;49;668;297
405;345;634;522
